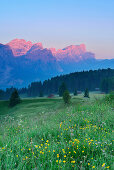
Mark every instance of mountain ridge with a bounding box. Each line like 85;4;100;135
0;39;113;88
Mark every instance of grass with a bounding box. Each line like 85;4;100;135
0;93;114;169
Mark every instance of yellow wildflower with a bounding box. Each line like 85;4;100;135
102;163;105;167
57;154;59;158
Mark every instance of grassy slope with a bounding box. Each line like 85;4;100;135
0;94;114;170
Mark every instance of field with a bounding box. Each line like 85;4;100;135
0;93;114;169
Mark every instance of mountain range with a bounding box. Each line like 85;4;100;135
0;39;114;88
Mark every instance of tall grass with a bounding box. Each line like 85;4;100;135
0;95;113;169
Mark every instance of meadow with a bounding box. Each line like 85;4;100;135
0;93;113;170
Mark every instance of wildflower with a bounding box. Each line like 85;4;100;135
56;160;58;163
63;160;66;163
88;163;90;165
82;151;84;153
106;166;110;169
60;122;62;128
46;140;49;143
16;155;18;157
64;155;66;158
102;163;105;167
35;145;38;148
29;148;31;150
92;166;95;168
57;154;59;158
53;150;55;152
59;160;61;163
71;160;75;163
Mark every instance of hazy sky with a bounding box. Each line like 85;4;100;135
0;0;114;59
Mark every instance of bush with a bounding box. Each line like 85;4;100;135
9;89;21;107
104;91;114;103
63;90;71;104
84;88;89;98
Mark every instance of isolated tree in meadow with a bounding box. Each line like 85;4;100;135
59;82;67;97
9;89;21;107
39;91;43;97
63;90;71;104
74;89;78;96
84;88;89;98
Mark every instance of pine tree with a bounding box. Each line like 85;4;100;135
59;82;67;97
84;88;89;98
9;89;21;107
63;90;71;104
74;89;78;96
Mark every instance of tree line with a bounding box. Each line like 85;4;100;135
0;68;114;100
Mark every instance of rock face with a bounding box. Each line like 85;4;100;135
50;44;86;60
0;39;113;88
7;39;43;57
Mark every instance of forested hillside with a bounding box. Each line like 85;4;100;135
18;68;114;96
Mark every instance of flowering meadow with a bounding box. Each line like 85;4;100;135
0;94;113;169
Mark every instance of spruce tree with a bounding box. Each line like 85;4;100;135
9;89;21;107
84;88;89;98
59;82;67;97
63;90;71;104
74;89;78;96
39;91;43;97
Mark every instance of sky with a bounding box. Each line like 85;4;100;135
0;0;114;59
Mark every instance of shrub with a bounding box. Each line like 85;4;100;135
104;91;114;103
63;90;71;104
9;89;21;107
